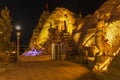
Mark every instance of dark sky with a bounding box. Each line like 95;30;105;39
0;0;106;45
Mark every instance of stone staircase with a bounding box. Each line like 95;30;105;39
62;32;78;60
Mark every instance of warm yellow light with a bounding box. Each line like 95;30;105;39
73;32;81;43
36;7;75;48
17;32;21;37
77;22;84;31
93;20;120;71
104;20;120;55
0;31;3;34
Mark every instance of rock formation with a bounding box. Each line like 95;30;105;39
36;7;75;49
30;1;120;79
29;10;50;48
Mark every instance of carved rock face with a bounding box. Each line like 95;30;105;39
36;7;75;48
104;21;120;55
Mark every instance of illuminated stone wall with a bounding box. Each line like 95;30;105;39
29;10;50;48
71;0;120;72
36;7;75;48
30;1;120;75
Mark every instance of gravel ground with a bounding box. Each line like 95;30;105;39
0;60;102;80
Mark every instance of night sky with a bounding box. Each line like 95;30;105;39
0;0;106;45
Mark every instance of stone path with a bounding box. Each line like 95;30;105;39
0;61;100;80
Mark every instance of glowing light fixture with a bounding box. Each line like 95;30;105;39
15;25;21;30
0;31;3;34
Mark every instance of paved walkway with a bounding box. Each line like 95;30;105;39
0;60;100;80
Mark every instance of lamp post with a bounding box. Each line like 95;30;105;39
15;26;21;60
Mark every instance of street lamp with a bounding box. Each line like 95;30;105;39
15;25;21;60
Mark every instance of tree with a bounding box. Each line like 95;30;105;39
0;6;13;52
